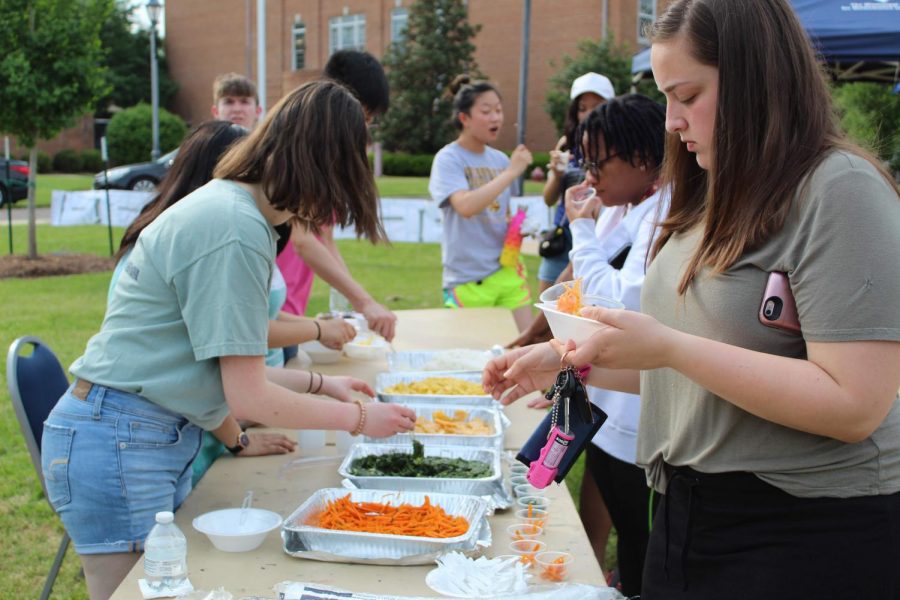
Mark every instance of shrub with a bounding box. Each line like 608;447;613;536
81;148;104;172
381;152;435;177
106;103;187;165
833;82;900;175
17;150;52;173
52;149;84;173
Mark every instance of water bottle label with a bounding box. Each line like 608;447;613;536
144;557;186;577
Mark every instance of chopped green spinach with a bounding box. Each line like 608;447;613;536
349;445;492;479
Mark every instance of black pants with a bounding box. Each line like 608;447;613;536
642;465;900;600
585;444;656;597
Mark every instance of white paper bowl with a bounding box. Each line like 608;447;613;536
536;294;624;345
192;508;282;552
539;280;583;304
298;340;342;364
343;333;389;361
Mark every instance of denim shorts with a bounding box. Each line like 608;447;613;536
41;382;202;554
537;252;569;284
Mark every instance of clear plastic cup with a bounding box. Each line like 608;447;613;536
509;539;547;566
515;507;549;529
568;186;596;208
509;464;529;477
510;475;529;489
536;551;574;582
334;430;354;455
506;522;543;541
516;495;551;512
514;483;546;498
297;429;326;455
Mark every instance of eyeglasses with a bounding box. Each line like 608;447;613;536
579;153;621;177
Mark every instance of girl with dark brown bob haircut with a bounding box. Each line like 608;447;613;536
42;80;415;599
483;1;900;598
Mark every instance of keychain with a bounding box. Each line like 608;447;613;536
527;359;590;489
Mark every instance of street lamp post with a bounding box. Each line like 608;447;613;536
147;0;162;161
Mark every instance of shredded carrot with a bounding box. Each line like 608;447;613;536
305;494;469;538
540;556;569;581
556;279;583;315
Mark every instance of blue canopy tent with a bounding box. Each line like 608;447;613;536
631;0;900;84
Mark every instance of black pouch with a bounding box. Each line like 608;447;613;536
538;226;570;258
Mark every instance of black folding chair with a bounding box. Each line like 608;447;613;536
6;336;71;600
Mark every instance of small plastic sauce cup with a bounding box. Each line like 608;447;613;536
516;495;551;512
506;522;543;541
514;507;549;529
536;551;573;582
509;539;547;566
514;483;545;498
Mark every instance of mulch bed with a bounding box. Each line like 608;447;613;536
0;254;115;279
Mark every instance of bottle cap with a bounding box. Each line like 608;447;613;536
155;511;175;524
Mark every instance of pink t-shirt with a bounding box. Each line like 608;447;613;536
276;245;315;315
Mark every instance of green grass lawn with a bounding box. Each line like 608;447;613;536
26;175;547;208
0;225;610;599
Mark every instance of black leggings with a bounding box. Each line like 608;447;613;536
642;465;900;600
585;444;656;597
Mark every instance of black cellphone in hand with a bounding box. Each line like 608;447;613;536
759;271;801;333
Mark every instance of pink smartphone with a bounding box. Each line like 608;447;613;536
759;271;801;333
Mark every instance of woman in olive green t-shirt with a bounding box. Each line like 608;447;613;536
484;1;900;598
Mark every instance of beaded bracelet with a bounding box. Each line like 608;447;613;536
351;398;367;436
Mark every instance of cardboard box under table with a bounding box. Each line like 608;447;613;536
109;308;606;598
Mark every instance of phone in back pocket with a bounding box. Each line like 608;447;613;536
759;271;801;333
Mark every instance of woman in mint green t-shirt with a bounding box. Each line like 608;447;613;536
42;81;417;599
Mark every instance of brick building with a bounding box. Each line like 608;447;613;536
165;0;660;153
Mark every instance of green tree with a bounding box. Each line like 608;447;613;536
543;36;646;138
0;0;112;258
96;1;178;116
106;103;186;165
378;0;482;154
833;82;900;176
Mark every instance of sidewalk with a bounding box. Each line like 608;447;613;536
3;206;51;225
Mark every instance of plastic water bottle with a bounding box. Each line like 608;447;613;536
143;511;187;589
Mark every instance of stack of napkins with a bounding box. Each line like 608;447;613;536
428;552;530;597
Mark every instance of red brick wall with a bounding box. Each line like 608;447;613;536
164;0;660;152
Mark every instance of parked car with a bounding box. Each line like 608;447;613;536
92;148;178;191
0;158;30;206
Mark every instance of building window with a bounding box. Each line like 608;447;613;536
638;0;655;45
391;8;408;43
329;13;366;55
292;20;307;70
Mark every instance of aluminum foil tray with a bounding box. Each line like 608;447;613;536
339;443;511;510
387;348;502;373
376;370;494;406
364;403;509;450
282;488;491;564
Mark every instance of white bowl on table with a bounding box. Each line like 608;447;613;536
343;332;389;361
536;294;624;346
192;508;282;552
298;340;342;364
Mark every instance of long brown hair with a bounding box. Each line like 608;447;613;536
649;0;896;294
215;80;385;241
115;121;248;262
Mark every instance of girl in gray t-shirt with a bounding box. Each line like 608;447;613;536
428;75;534;332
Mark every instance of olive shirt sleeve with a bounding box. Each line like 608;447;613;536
788;156;900;342
172;240;272;361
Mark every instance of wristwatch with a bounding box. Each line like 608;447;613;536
226;431;250;455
